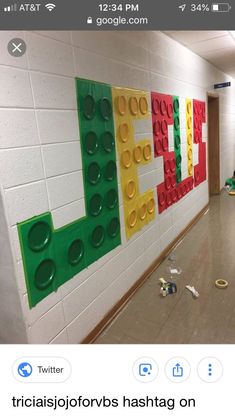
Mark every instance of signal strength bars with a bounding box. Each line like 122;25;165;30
4;4;17;12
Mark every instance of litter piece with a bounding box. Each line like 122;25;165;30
215;279;228;289
185;285;199;298
159;277;177;297
169;267;182;275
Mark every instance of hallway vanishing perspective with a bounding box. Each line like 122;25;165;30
95;191;235;344
1;30;235;344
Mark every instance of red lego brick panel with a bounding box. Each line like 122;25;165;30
152;92;174;157
193;100;205;144
153;92;201;214
157;183;167;214
193;100;207;187
157;176;194;215
163;151;177;193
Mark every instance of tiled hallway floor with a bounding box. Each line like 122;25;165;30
94;191;235;344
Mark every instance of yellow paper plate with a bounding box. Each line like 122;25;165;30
126;180;136;199
116;95;126;116
188;164;193;176
187;116;192;129
139;203;147;220
187;133;192;145
133;145;142;163
187;101;191;114
128;210;137;228
119;123;129;143
147;198;155;214
129;96;139;115
139;96;148;115
143;144;151;161
121;149;132;168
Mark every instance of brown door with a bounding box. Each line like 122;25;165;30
207;94;220;195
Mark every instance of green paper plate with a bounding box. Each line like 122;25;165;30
174;116;180;130
100;97;112;120
87;162;101;185
28;221;51;252
83;95;96;120
85;131;99;155
34;259;56;290
175;135;181;149
89;194;103;216
102;131;114;153
174;98;179;112
105;160;117;181
68;240;84;266
106;189;118;209
107;217;120;238
176;154;182;167
91;225;105;248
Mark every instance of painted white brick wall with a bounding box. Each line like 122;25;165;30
0;30;234;344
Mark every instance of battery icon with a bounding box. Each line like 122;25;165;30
211;3;231;12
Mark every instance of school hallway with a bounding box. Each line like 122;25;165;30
1;30;235;344
95;191;235;344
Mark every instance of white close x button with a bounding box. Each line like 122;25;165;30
7;38;26;57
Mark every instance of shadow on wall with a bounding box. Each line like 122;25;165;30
0;190;27;343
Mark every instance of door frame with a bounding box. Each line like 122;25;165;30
207;92;220;195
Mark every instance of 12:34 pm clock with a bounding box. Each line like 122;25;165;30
98;4;139;12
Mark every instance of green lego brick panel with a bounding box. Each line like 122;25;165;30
18;213;58;307
18;78;121;308
173;96;182;184
77;77;121;266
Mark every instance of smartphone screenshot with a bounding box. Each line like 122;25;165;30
0;0;235;415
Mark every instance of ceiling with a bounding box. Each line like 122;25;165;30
165;31;235;79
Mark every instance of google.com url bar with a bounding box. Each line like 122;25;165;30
88;16;149;27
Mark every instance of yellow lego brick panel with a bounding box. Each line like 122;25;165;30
112;87;155;240
186;98;193;177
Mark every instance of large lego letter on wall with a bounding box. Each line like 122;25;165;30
186;98;193;177
112;88;155;239
152;92;194;214
18;78;121;307
193;100;206;186
173;96;182;184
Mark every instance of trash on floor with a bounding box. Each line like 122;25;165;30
185;285;199;298
215;279;228;289
169;267;182;275
159;277;177;297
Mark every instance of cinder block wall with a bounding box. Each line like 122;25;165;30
0;31;234;343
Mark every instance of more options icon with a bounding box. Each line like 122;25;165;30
133;357;159;382
197;357;223;383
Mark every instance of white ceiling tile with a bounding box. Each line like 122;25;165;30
164;31;228;46
164;31;235;77
191;35;235;53
202;47;235;59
